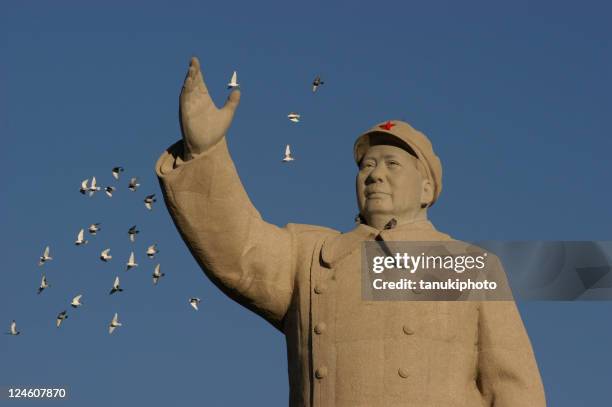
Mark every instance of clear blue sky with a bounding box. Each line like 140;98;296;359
1;1;611;405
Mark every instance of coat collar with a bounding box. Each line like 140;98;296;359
320;220;452;267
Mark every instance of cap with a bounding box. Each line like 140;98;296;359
354;120;443;206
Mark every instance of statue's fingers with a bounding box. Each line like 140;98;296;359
182;57;209;94
190;57;210;94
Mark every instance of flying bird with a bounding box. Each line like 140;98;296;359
112;166;124;180
71;294;83;308
144;194;157;210
282;144;295;162
312;75;324;92
7;320;20;336
38;246;52;266
56;311;68;328
88;223;101;235
287;112;301;123
128;225;139;243
227;70;239;88
126;251;138;271
100;248;112;262
128;177;140;192
109;276;123;295
79;179;89;195
105;186;116;198
88;177;101;196
146;244;159;259
75;229;88;246
108;313;122;334
152;264;165;285
189;297;201;311
38;274;49;294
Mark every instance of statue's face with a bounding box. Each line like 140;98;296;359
356;144;430;221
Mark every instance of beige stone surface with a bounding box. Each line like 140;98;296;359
156;138;546;406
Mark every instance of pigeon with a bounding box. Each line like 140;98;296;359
75;229;88;246
128;177;140;192
70;294;83;308
282;144;295;162
56;311;68;328
88;223;101;235
38;246;52;266
7;320;20;336
312;75;324;92
79;179;89;195
128;225;139;243
88;177;101;196
287;112;301;123
109;276;123;295
38;274;49;294
189;297;201;311
146;244;159;259
105;186;116;198
108;313;122;334
112;166;124;180
126;251;138;271
227;70;239;89
144;194;157;211
152;264;165;285
100;248;112;262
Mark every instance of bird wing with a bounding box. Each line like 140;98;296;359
44;246;50;257
72;294;82;304
10;321;16;334
113;276;120;288
129;252;135;263
77;229;84;240
285;144;291;155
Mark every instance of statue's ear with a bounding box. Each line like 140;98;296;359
421;178;434;208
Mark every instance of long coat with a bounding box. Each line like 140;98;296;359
156;138;546;407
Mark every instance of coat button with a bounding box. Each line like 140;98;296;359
315;367;328;379
398;368;410;378
314;322;327;334
402;325;415;335
314;284;327;294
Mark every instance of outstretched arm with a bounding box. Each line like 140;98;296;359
157;57;295;330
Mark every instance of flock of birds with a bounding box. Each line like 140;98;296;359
227;70;325;163
6;70;324;337
7;167;202;336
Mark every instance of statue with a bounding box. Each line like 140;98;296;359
156;57;546;406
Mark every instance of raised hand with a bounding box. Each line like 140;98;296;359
179;57;241;160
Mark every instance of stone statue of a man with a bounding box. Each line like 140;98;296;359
156;57;546;406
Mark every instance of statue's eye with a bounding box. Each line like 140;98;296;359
360;160;376;169
387;160;400;167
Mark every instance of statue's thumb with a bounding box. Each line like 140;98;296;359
223;90;241;113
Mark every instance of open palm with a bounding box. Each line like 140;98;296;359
180;57;240;160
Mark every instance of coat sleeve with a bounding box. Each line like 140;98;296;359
155;138;298;331
476;256;547;406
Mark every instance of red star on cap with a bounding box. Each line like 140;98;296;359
379;121;395;131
